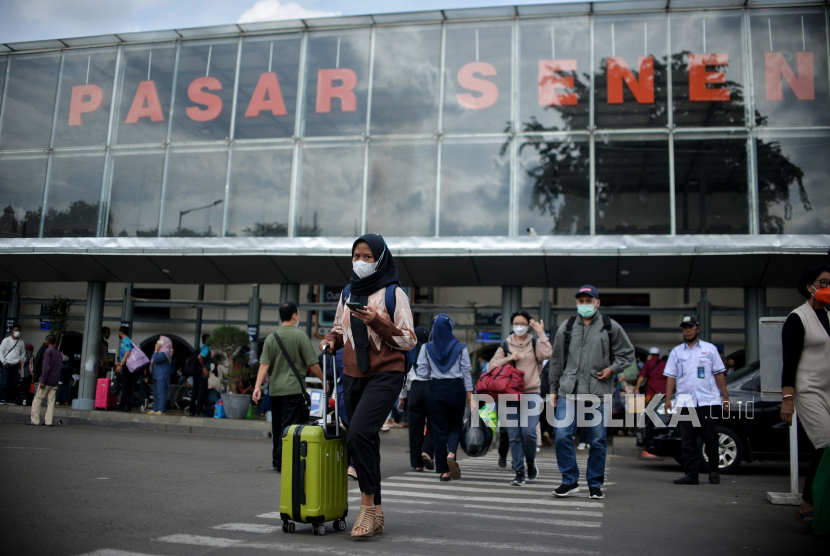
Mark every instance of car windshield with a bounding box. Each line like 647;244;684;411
726;361;760;384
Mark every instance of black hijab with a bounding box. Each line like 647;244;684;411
349;234;400;372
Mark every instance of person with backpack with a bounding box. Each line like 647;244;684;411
398;326;435;472
252;301;323;472
320;234;416;538
488;310;552;486
548;285;635;500
416;315;473;482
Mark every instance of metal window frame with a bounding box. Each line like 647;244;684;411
98;45;122;237
156;41;181;238
38;51;66;238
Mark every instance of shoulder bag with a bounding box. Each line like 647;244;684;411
272;332;311;422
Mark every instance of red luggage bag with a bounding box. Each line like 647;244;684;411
95;378;117;410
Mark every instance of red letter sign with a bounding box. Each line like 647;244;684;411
689;53;730;102
186;76;223;122
607;57;654;104
765;52;814;101
125;81;164;123
68;84;103;126
245;73;287;117
456;62;499;109
315;69;357;113
538;59;577;106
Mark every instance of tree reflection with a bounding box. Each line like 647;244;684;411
42;200;99;237
516;53;810;235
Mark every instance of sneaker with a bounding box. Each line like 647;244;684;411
527;460;539;481
709;472;721;484
589;486;604;499
577;442;587;450
552;483;580;497
673;475;700;485
273;466;281;473
511;474;526;486
0;401;7;405
498;454;507;469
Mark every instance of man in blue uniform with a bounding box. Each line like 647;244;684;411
664;315;731;485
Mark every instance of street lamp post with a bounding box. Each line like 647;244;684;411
178;199;223;234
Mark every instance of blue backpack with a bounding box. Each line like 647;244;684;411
341;283;398;318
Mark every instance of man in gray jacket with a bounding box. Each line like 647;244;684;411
548;285;635;500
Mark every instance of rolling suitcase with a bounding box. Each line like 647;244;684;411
279;347;348;536
95;375;117;410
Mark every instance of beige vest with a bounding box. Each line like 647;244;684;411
792;302;830;449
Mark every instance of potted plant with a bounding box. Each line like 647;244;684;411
206;325;252;419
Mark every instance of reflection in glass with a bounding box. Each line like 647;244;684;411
107;151;164;237
304;30;370;137
371;26;441;136
171;40;237;142
519;18;590;132
0;52;61;150
297;145;363;237
0;154;48;238
442;23;512;134
53;48;117;147
367;141;436;236
161;148;228;236
114;44;177;145
440;141;509;236
758;135;830;234
671;11;746;127
518;139;589;235
594;14;668;129
236;35;301;140
0;56;6;116
750;9;830;127
595;139;670;234
674;139;747;234
42;152;105;237
227;147;292;237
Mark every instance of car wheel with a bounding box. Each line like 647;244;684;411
700;427;743;474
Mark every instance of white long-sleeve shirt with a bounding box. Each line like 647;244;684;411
0;336;26;366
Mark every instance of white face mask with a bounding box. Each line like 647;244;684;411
12;331;19;338
353;260;378;280
512;325;529;337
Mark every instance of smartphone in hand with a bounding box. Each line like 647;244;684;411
345;301;365;311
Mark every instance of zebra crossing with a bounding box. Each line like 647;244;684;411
76;450;607;556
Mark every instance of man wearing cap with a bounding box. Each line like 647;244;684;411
637;347;667;459
548;285;635;499
664;315;730;485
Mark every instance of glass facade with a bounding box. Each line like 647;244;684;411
0;5;827;240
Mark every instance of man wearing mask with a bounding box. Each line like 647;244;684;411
664;316;729;485
0;326;26;405
549;285;635;499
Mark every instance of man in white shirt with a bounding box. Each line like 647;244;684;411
664;316;730;485
0;326;26;405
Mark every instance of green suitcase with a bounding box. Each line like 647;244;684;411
279;349;348;536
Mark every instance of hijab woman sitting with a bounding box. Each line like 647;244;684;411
149;336;174;415
416;314;473;482
321;234;416;538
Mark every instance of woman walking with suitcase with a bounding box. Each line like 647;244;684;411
321;234;416;538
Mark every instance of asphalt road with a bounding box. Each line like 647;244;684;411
1;422;825;556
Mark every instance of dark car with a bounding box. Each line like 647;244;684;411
636;361;815;473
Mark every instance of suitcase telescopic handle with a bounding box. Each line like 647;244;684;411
322;345;340;437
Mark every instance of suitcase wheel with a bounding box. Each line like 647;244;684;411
313;523;326;536
334;519;347;532
285;521;295;533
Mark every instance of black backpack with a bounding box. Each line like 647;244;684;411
562;314;614;368
182;350;203;377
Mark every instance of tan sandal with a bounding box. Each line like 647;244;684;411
373;509;385;535
351;504;376;538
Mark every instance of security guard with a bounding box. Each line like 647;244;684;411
663;315;730;485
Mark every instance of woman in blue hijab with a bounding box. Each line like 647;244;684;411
416;313;473;482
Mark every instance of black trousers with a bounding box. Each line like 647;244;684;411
119;369;138;409
803;447;826;505
189;374;209;416
429;378;466;475
271;393;306;469
498;430;510;458
678;405;719;478
407;380;434;469
2;364;20;402
344;370;405;505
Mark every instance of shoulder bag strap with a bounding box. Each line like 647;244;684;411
3;338;19;359
272;332;306;395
